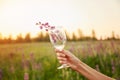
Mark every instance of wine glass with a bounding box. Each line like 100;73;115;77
48;26;69;69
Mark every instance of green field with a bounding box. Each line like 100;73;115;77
0;41;120;80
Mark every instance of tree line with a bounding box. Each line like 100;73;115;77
0;29;119;44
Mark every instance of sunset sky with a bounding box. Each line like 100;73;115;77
0;0;120;39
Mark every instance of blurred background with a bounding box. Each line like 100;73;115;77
0;0;120;80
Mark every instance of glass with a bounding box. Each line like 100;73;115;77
48;26;69;69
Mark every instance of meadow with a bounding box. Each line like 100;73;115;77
0;41;120;80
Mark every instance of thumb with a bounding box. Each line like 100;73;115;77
60;49;71;56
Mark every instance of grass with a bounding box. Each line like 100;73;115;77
0;41;120;80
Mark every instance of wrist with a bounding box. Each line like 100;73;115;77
73;60;83;71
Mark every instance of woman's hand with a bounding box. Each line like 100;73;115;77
55;49;81;70
55;49;115;80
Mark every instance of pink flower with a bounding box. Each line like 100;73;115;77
36;21;56;31
45;29;48;31
24;72;29;80
51;34;56;43
39;22;41;24
50;26;55;30
45;22;48;26
41;24;45;26
36;23;38;25
40;26;43;29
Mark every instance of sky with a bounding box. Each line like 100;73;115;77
0;0;120;39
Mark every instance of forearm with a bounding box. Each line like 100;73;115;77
75;61;114;80
56;49;115;80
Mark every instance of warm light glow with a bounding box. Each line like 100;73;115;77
0;0;120;39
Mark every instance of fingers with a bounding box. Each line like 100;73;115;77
56;53;67;64
55;49;72;64
55;49;63;53
56;52;66;57
58;57;67;64
55;49;70;55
